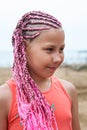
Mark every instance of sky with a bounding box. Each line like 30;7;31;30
0;0;87;51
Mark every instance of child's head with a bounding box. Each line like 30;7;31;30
12;11;64;129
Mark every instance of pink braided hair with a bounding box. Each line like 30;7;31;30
12;11;62;130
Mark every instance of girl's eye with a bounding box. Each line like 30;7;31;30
46;48;54;52
59;47;64;53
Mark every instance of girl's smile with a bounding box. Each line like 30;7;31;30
47;66;58;71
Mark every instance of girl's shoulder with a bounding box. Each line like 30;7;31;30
58;78;78;102
0;83;12;114
0;83;12;129
57;78;81;130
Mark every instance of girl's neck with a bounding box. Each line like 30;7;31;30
32;76;51;92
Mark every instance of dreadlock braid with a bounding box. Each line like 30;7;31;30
12;11;62;130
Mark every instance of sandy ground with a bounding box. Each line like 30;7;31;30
0;66;87;130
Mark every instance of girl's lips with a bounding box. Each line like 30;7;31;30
47;66;58;71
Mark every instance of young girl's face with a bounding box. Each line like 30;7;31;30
25;28;65;80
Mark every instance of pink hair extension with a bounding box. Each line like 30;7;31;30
12;11;62;130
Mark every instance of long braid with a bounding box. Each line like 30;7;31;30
12;11;62;130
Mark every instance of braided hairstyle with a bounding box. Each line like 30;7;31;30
12;11;62;130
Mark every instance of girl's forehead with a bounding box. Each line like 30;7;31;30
29;28;65;46
34;28;64;42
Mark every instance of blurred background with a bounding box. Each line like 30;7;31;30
0;0;87;129
0;0;87;67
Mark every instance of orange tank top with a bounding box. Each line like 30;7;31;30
7;76;72;130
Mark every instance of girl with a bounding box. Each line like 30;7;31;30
0;11;80;130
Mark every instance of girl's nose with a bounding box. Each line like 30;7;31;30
53;54;62;63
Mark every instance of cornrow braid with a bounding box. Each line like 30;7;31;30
12;11;62;130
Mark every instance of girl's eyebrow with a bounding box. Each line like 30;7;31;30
46;45;56;47
62;43;65;47
46;42;65;47
42;45;57;49
43;44;65;49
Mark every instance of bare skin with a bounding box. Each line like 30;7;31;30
0;84;11;130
